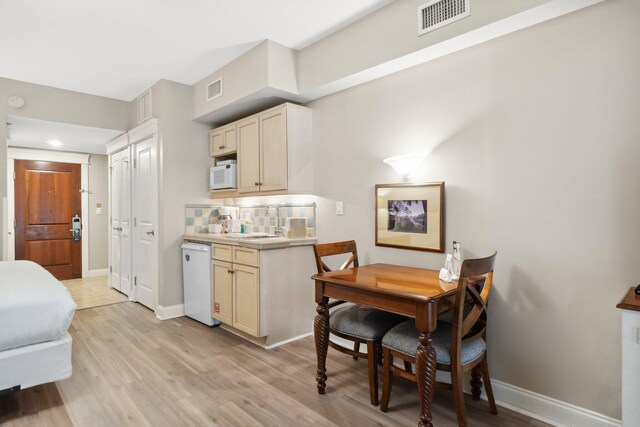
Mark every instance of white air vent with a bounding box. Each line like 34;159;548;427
418;0;470;36
207;78;222;101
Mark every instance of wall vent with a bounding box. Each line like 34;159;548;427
207;78;222;101
418;0;470;36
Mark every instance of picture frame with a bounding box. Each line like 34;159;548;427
375;182;445;252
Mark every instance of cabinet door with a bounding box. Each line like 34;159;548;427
212;260;233;325
222;124;237;153
210;129;223;156
237;116;261;193
233;264;260;337
259;107;288;192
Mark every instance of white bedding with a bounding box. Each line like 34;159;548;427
0;260;77;352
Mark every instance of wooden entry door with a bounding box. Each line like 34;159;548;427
15;160;82;280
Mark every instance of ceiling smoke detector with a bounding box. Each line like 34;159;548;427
8;95;25;108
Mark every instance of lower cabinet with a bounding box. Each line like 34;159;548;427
212;244;261;337
210;241;316;347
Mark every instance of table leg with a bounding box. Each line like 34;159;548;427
416;331;437;427
314;299;329;394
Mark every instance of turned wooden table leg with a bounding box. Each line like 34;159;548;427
471;365;482;401
416;331;437;427
314;297;330;394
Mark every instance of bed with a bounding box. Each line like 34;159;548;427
0;260;77;394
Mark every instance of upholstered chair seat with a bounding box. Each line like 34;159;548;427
382;320;486;365
331;304;406;341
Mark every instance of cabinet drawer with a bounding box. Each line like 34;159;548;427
233;246;259;267
212;244;232;262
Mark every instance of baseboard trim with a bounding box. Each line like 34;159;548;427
326;335;619;426
85;269;108;278
155;304;184;320
488;379;621;427
265;332;312;349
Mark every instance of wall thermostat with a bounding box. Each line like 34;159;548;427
8;96;25;108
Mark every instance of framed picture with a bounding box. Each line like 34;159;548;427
375;182;445;252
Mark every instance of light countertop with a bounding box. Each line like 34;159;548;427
183;233;317;250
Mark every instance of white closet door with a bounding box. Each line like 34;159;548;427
109;149;132;296
133;137;158;310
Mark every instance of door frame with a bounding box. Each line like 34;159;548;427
6;148;92;278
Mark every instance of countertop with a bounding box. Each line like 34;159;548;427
183;233;317;250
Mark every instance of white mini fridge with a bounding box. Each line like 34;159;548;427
181;242;220;326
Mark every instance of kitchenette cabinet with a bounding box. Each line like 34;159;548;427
212;244;260;337
210;102;312;198
210;122;237;156
206;238;316;347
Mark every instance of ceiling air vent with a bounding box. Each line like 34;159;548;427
207;78;222;101
418;0;470;36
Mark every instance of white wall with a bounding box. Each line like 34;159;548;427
88;154;109;271
307;0;639;419
0;76;129;260
135;80;211;307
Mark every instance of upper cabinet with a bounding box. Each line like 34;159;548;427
210;123;237;156
210;103;312;197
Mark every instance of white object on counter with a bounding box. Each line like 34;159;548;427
285;217;307;238
210;223;223;233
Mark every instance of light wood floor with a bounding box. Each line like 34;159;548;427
0;303;551;426
62;276;129;310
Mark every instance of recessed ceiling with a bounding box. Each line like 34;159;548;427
0;0;392;101
7;116;124;154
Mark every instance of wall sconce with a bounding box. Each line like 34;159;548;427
383;153;426;178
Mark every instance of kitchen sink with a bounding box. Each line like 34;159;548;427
225;233;281;239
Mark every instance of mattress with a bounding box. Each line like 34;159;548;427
0;260;77;352
0;332;73;391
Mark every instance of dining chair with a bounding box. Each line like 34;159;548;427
313;240;407;405
379;252;498;426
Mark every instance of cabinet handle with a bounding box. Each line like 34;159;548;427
219;145;224;149
254;181;260;186
146;230;155;236
227;269;235;274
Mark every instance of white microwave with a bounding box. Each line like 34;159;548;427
210;164;237;190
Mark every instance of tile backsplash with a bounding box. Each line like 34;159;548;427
185;203;316;236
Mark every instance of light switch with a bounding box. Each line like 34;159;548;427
336;201;344;216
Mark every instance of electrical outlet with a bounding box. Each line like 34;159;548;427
336;201;344;216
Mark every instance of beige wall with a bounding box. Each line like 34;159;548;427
136;80;211;307
0;77;129;260
88;154;109;270
297;0;551;92
308;0;639;419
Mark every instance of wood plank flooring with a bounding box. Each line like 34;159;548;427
0;303;550;426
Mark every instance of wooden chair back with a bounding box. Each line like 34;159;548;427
452;252;497;362
312;240;359;274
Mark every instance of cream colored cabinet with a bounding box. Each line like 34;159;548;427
212;244;261;337
212;103;312;197
238;104;290;193
210;123;237;156
236;116;260;193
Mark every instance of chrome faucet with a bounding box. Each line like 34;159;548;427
266;206;284;236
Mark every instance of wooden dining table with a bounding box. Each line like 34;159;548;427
312;263;468;427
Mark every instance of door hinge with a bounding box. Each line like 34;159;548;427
13;219;16;229
133;158;137;168
13;171;16;181
109;266;112;273
134;276;137;286
134;218;137;226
